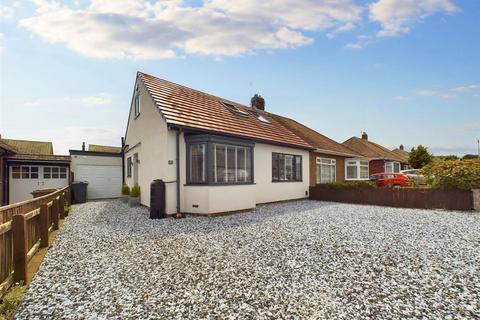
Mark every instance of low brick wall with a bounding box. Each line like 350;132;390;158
309;187;475;211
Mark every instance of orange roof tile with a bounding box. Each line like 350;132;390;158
138;72;313;149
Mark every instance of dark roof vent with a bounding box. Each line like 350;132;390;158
82;142;86;151
361;132;368;140
399;144;404;150
251;94;265;111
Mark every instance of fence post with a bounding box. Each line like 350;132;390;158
12;214;27;283
64;191;69;217
39;204;49;248
52;198;59;230
59;195;65;220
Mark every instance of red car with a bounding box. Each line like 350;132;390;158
369;173;411;187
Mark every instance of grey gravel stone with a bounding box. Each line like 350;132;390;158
15;200;480;319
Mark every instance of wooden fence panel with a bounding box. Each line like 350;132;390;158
0;186;70;290
309;187;474;211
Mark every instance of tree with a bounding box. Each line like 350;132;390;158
408;145;433;169
463;154;479;160
435;155;459;161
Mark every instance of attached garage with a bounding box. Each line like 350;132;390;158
70;146;122;200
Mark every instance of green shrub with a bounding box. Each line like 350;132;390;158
121;184;130;196
130;184;140;197
315;181;376;189
421;159;480;189
0;282;25;319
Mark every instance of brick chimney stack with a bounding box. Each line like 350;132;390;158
251;94;265;111
361;132;368;140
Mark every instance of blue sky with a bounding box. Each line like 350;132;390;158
0;0;479;155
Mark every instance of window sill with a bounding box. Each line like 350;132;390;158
184;182;255;186
271;180;303;183
345;178;369;181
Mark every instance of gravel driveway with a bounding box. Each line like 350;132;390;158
16;200;480;319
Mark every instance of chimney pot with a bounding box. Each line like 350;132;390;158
361;132;368;140
82;142;85;151
400;144;404;150
251;94;265;111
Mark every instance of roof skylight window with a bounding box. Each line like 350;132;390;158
257;114;271;124
221;101;248;116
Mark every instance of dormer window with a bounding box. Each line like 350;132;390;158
221;101;248;117
134;86;141;118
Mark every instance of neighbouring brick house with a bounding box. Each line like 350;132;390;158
391;144;410;163
343;132;408;177
269;115;363;185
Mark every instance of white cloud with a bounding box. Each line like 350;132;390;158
369;0;456;37
450;84;480;93
414;83;480;100
393;95;409;101
20;0;363;59
345;43;363;50
79;93;112;106
24;93;113;108
415;89;456;99
0;5;14;19
458;122;480;132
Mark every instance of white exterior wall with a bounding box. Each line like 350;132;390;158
124;78;310;215
70;154;121;172
254;143;310;204
124;80;179;213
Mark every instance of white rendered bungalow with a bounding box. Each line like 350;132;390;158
123;72;313;216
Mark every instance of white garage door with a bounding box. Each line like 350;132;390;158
76;165;122;199
9;165;69;204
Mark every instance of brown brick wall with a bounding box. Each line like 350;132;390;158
310;152;347;186
369;159;385;175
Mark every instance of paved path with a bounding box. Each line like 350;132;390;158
16;200;480;319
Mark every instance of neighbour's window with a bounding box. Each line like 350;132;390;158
134;86;141;117
12;166;38;179
385;162;401;173
213;144;252;183
346;160;369;180
316;158;336;184
272;153;302;182
189;144;206;183
127;157;132;177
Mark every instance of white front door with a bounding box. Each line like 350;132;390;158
75;165;122;199
9;165;69;204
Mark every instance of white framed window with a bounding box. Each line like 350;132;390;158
345;159;369;180
12;166;39;179
385;161;401;173
189;144;206;183
316;158;336;184
44;167;67;179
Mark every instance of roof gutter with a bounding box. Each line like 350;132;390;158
313;148;363;158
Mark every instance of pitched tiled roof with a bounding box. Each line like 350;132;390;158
392;148;410;162
89;144;122;153
0;139;53;155
138;72;312;149
0;140;17;154
269;114;361;157
342;137;404;161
